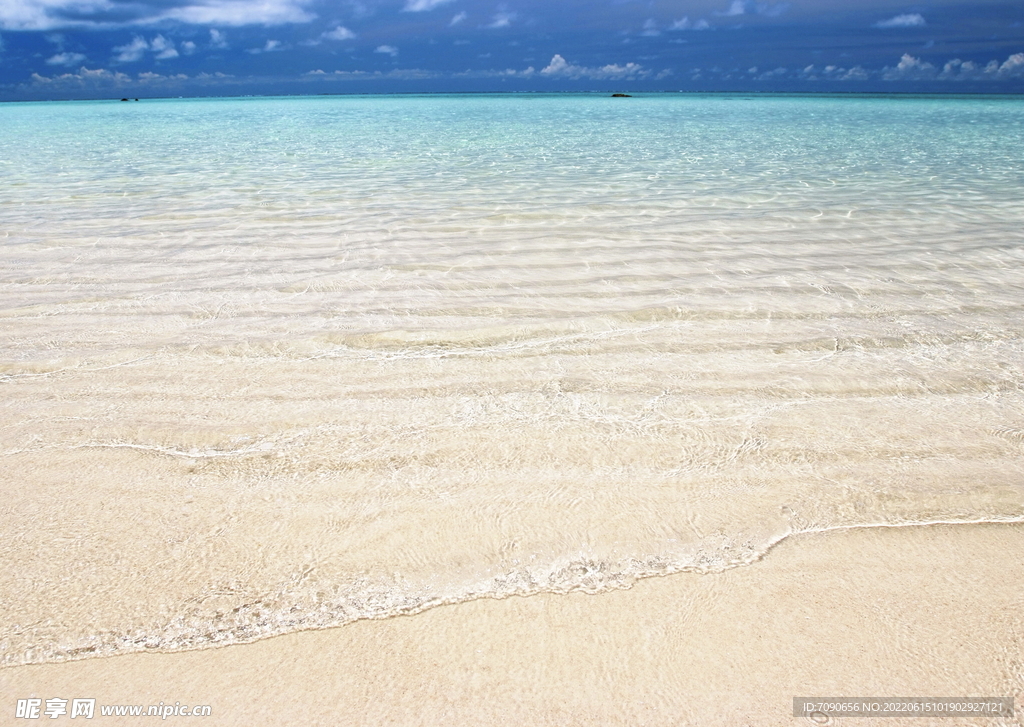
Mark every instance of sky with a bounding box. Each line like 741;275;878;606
1;0;1022;99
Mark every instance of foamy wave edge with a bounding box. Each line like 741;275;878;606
6;515;1023;668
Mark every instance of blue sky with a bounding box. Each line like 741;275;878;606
1;0;1022;99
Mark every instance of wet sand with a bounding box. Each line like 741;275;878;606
4;95;1024;726
4;522;1021;726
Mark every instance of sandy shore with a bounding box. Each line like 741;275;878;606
3;522;1021;727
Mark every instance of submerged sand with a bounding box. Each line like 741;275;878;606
4;522;1021;726
4;95;1024;726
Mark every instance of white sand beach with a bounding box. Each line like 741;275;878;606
3;96;1023;726
4;522;1022;726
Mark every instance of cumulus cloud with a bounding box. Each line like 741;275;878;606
539;53;650;80
458;52;1021;86
450;11;466;25
998;52;1024;76
669;17;710;30
939;53;1024;80
758;2;788;17
403;0;453;11
209;29;228;47
375;44;398;56
181;40;196;54
302;67;439;80
157;0;315;26
46;51;86;65
321;25;355;40
719;0;745;15
1;0;113;31
113;36;149;62
247;38;282;53
113;34;180;62
716;0;787;18
641;19;660;36
486;9;515;28
798;63;869;81
28;65;237;90
150;34;178;59
2;0;314;29
194;70;233;79
31;65;133;86
874;13;926;28
745;52;1024;84
137;71;187;80
453;65;534;78
882;53;936;79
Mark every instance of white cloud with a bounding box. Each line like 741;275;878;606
31;66;133;86
486;10;515;28
757;2;788;17
375;44;398;56
999;52;1024;77
939;53;1024;80
343;1;371;20
46;51;86;65
799;63;869;81
181;40;196;54
403;0;453;11
294;52;1024;86
158;0;315;26
113;36;149;62
138;71;187;80
882;53;936;79
150;34;178;59
450;11;466;25
939;58;991;80
641;18;660;36
715;0;787;18
27;66;240;90
454;65;535;78
112;34;182;62
209;28;228;47
322;25;355;40
302;67;439;80
0;0;113;31
720;0;746;16
539;53;650;80
2;0;313;29
247;38;282;53
669;17;710;30
755;66;787;79
874;13;925;29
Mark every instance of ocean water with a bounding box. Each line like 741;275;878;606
1;94;1022;666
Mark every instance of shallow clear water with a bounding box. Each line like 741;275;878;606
1;94;1023;665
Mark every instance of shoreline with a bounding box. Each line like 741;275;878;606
4;520;1021;726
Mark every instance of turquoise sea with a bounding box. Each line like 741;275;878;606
1;94;1023;664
